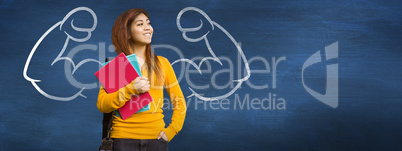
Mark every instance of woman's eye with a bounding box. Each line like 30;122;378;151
148;22;151;25
137;23;143;26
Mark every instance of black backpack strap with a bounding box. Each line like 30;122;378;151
99;57;115;151
99;111;114;151
102;112;113;139
101;57;115;139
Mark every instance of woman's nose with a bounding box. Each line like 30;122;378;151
144;24;151;30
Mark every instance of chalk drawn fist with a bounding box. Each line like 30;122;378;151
174;7;250;101
23;7;98;101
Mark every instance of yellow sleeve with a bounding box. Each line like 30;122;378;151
161;57;187;142
97;81;139;113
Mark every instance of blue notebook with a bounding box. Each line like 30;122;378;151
101;53;150;116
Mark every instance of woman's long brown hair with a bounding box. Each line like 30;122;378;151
111;8;162;85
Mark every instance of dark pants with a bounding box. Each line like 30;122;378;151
112;138;168;151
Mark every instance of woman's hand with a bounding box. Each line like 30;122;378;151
132;76;150;93
157;131;168;142
117;76;149;104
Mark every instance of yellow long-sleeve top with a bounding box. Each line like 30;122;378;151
97;56;186;142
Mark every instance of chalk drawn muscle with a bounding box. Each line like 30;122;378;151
174;7;251;101
23;7;98;101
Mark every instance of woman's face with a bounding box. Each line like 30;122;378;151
129;13;153;45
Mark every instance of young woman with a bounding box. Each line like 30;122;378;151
97;8;186;151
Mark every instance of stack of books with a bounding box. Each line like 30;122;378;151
95;53;152;120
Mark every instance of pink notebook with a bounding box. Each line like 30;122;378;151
95;53;153;120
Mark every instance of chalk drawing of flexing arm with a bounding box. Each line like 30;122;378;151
23;7;98;101
174;7;250;101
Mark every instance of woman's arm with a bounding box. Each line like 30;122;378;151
162;57;187;142
97;77;149;113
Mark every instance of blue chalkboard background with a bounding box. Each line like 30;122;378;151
1;0;402;150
